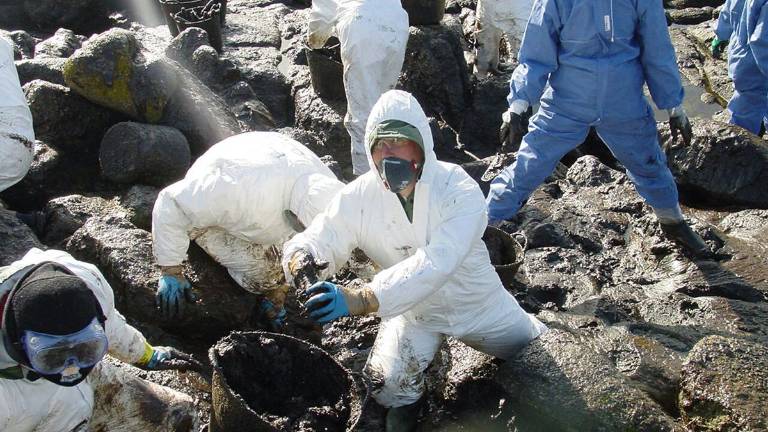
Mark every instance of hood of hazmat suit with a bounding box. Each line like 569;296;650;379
283;90;536;334
0;36;35;192
725;0;768;134
152;132;344;267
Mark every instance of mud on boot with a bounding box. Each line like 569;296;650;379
385;396;425;432
660;220;713;259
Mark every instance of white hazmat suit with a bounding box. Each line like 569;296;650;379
475;0;534;77
307;0;409;175
283;90;547;408
152;132;344;295
0;37;35;192
0;249;196;432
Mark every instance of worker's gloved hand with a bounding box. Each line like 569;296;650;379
499;100;531;150
668;106;693;146
710;37;728;58
144;346;204;372
304;281;379;324
257;297;287;331
156;266;195;320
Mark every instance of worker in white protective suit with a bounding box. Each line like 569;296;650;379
152;132;344;330
474;0;534;77
282;90;547;432
0;249;201;432
0;36;35;193
307;0;410;176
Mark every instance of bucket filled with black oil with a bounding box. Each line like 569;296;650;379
209;331;366;432
483;225;525;287
159;0;227;37
173;2;224;53
305;37;345;101
401;0;446;25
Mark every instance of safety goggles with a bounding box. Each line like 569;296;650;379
22;317;108;375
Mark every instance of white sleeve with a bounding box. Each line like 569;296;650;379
370;169;488;318
282;184;360;283
152;174;240;267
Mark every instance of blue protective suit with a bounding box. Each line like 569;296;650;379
723;0;768;134
487;0;684;222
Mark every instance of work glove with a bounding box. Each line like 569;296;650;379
255;285;290;331
143;346;205;372
287;249;327;292
304;281;379;324
668;106;693;146
156;266;196;320
499;100;531;150
710;37;728;58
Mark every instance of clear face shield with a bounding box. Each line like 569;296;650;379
22;317;108;383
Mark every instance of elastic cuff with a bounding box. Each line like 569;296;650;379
510;99;530;115
161;265;184;277
137;342;154;366
653;205;684;224
668;105;685;118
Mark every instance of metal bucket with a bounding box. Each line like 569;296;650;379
401;0;446;25
483;226;526;287
209;331;367;432
173;3;224;53
160;0;226;36
305;40;345;101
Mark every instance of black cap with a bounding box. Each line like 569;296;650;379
8;263;102;335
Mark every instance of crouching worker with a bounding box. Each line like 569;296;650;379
152;132;344;330
282;90;547;432
0;248;201;432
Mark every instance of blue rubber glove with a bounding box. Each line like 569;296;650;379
304;281;350;324
258;298;287;331
156;270;195;319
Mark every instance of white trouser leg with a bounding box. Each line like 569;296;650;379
363;314;443;408
457;290;547;360
0;373;93;432
191;228;284;294
88;359;199;432
0;132;33;193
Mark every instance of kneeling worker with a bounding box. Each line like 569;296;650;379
283;90;547;432
152;132;344;329
1;248;200;431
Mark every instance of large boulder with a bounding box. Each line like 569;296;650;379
679;336;768;431
63;29;178;123
34;28;85;59
99;122;190;187
64;28;241;155
400;25;472;132
0;209;43;266
15;57;67;85
661;119;768;209
667;7;715;25
23;79;119;153
498;329;678;431
66;216;258;346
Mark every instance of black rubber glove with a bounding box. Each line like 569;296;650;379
669;109;693;146
499;110;527;150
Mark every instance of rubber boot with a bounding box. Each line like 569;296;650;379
659;220;712;258
385;396;425;432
